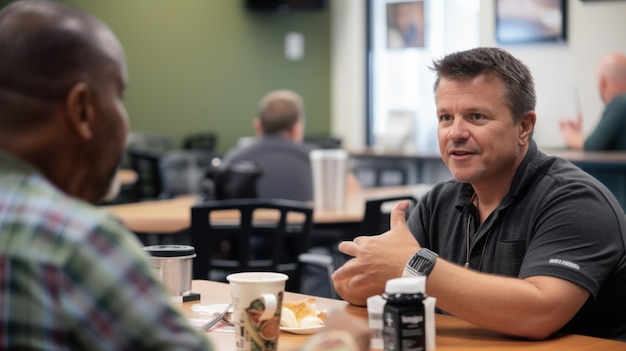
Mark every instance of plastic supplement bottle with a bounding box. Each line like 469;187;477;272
382;276;427;351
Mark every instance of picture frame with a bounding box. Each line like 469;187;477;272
386;1;425;49
495;0;567;44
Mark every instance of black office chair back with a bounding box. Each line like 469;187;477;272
160;149;218;198
126;149;164;201
202;161;263;201
352;165;409;188
125;132;176;156
191;198;313;292
304;134;342;149
182;131;218;152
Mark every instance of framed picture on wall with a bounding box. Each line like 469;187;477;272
496;0;567;44
386;1;425;49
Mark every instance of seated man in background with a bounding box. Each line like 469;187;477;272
221;89;317;201
560;52;626;150
0;1;369;350
333;47;626;341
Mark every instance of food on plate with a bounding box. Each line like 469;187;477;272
298;315;324;328
280;298;326;328
281;307;299;328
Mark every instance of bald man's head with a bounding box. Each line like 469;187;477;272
0;0;120;129
598;53;626;104
0;0;129;203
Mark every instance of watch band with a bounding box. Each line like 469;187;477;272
403;248;438;277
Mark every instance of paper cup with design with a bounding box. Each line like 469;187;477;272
227;272;288;351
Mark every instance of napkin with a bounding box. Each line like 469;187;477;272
190;303;235;333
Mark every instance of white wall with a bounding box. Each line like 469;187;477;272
480;0;626;148
332;0;626;149
330;0;366;150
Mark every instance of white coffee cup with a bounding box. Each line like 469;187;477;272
226;272;288;351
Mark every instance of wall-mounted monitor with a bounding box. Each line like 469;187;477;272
496;0;567;44
246;0;325;12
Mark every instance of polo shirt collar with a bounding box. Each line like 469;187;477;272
453;139;543;212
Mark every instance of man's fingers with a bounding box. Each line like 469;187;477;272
332;258;358;281
337;240;360;256
389;200;410;230
346;273;372;290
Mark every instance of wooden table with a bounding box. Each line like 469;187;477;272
102;185;423;234
180;280;626;351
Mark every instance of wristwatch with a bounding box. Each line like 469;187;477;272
403;248;438;277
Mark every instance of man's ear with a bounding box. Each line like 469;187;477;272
65;82;95;140
518;111;536;145
291;121;304;142
253;117;263;136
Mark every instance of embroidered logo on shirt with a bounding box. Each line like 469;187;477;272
549;258;580;270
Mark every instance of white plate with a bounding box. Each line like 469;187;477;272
280;325;324;335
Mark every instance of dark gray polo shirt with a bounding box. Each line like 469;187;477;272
408;141;626;340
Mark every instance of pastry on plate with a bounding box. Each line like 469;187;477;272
280;298;326;329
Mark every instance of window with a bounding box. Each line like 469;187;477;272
367;0;480;152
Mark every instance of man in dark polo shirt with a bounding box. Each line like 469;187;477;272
332;47;626;341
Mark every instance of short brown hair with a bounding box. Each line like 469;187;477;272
431;47;536;123
257;90;305;134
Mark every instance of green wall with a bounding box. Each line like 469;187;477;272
2;0;331;154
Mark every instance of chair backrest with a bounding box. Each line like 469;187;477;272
160;149;218;198
126;149;164;201
304;134;342;149
190;198;313;292
182;131;218;152
126;131;176;154
202;161;263;201
360;195;418;236
350;157;412;188
353;166;408;188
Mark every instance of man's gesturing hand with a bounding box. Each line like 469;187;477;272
331;200;421;305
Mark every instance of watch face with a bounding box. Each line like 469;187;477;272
409;249;436;276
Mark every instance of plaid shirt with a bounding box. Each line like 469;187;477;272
0;152;212;351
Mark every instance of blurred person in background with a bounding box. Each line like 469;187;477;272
221;89;317;202
560;52;626;150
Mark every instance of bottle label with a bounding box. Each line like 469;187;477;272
383;305;425;351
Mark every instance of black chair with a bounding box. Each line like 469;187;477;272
126;149;164;201
352;165;409;188
182;131;218;152
304;134;342;149
126;131;176;153
119;132;176;201
202;161;263;201
159;149;218;198
191;198;313;292
122;132;176;169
